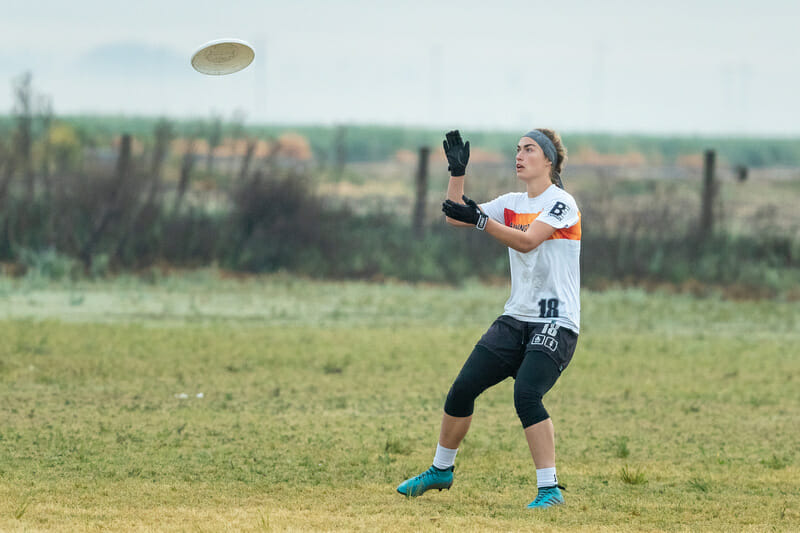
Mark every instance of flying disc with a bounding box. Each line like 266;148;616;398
191;38;255;75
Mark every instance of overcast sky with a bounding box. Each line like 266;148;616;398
1;0;798;135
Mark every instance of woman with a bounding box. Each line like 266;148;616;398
396;129;580;509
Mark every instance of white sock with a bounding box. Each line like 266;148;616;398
432;444;458;470
536;467;558;488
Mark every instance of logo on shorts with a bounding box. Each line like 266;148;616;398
531;333;559;351
531;322;559;351
548;201;569;221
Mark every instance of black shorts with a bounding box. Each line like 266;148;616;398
476;315;578;374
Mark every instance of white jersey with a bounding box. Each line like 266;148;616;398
481;185;581;333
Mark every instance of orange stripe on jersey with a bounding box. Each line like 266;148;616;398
550;214;581;241
503;209;581;241
504;209;537;231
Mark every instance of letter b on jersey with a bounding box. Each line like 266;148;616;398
548;201;568;221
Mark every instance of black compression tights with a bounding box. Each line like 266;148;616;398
444;344;561;428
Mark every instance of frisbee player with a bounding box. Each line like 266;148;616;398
397;129;581;509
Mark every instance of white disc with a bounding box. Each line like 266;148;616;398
191;38;255;76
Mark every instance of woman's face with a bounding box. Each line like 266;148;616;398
515;136;552;182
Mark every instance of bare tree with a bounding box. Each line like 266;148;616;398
239;139;257;181
12;72;34;202
175;135;198;213
0;138;14;206
37;94;54;199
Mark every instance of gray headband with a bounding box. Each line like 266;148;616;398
523;130;557;168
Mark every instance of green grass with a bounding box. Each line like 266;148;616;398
1;273;799;531
620;466;647;486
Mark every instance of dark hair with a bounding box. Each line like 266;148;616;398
536;128;567;184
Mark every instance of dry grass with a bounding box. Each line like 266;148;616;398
0;275;798;531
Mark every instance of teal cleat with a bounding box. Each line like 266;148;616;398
396;465;454;497
526;485;565;509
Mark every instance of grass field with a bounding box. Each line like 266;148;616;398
1;273;798;531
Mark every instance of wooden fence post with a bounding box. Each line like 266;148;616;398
413;146;430;238
334;125;347;179
735;164;748;182
699;149;716;241
115;133;132;180
80;133;133;268
175;137;197;213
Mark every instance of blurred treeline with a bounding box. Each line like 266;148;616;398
1;73;798;296
5;113;800;168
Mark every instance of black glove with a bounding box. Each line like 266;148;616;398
442;195;488;230
442;130;470;177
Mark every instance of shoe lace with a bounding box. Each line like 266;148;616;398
417;466;447;483
533;484;566;504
